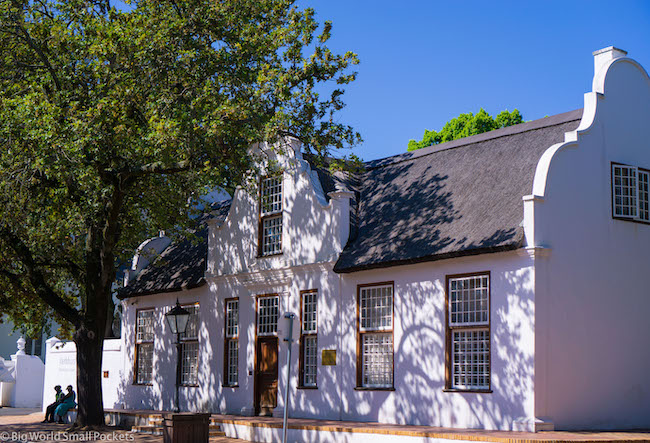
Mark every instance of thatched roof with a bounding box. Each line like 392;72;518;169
117;200;231;299
333;110;582;272
119;109;583;296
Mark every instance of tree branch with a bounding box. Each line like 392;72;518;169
10;22;62;91
0;227;81;326
34;260;83;276
0;269;27;292
119;160;194;179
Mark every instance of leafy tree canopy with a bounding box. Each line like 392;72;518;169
0;0;358;426
407;108;523;151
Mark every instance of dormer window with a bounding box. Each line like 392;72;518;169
259;175;283;256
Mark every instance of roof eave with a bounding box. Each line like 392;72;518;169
116;278;206;300
333;242;523;274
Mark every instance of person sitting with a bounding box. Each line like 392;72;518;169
54;385;76;424
42;385;64;423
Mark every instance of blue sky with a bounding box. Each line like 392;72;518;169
114;1;650;161
299;0;650;161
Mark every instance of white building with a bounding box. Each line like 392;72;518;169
94;46;650;432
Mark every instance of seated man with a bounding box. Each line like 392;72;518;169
54;385;76;424
42;385;64;423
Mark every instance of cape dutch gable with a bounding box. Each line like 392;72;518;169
112;47;650;432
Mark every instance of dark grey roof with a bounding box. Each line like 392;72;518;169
117;200;231;299
333;109;583;273
117;109;584;294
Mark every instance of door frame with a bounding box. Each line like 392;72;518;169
254;293;280;415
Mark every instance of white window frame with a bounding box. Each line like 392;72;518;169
448;275;490;327
358;283;394;389
612;163;650;222
224;298;239;387
446;273;491;392
638;169;649;222
359;284;393;332
257;295;279;337
226;339;239;387
180;303;199;386
261;215;283;256
300;290;318;388
259;175;283;256
135;309;154;385
451;328;490;391
180;342;199;386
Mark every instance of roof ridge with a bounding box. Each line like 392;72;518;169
365;109;583;170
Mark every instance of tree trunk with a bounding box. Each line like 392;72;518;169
74;325;105;427
104;296;115;338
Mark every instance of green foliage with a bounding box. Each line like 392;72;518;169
406;108;523;151
328;153;365;175
0;0;359;422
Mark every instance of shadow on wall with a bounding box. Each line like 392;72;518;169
111;157;533;429
115;298;223;413
332;268;534;430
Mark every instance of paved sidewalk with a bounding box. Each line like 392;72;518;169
0;410;243;443
107;409;650;443
211;414;650;442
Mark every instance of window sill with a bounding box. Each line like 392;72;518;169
612;216;650;225
256;252;283;259
443;388;492;394
354;387;395;391
297;386;318;390
132;383;153;387
222;384;239;388
180;384;199;388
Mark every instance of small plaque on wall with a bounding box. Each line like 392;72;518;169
321;349;336;366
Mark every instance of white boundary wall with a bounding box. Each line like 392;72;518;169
42;337;124;411
11;353;44;408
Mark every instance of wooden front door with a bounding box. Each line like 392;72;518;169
254;336;278;415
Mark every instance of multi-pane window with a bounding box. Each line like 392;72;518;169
224;299;239;387
638;170;649;222
362;333;393;387
180;304;199;386
612;164;638;218
259;176;283;256
358;284;393;388
181;342;199;385
612;163;650;222
261;217;282;256
300;290;318;387
447;273;490;391
257;296;279;336
261;176;282;214
135;309;154;384
452;330;490;390
449;275;489;326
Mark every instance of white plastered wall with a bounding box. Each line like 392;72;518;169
42;338;123;410
120;138;353;415
119;285;214;412
119;137;539;430
208;137;352;277
529;50;650;429
338;252;536;431
121;252;535;431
